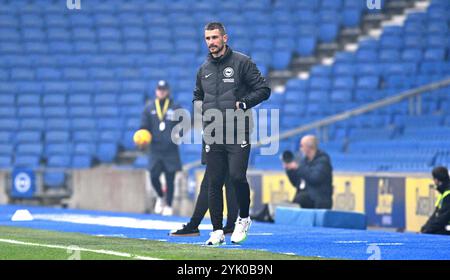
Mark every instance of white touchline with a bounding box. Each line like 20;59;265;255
0;238;161;260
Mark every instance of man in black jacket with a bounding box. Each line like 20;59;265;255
193;22;271;245
284;135;333;209
421;166;450;235
140;80;182;216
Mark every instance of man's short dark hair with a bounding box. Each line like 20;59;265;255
204;22;226;35
432;166;450;183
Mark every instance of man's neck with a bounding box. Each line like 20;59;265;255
211;45;227;58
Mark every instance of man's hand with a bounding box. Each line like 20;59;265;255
283;161;299;170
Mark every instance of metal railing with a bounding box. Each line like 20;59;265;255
183;76;450;171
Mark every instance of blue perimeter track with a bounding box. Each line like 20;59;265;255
0;205;449;260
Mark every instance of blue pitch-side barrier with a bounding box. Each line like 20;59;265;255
275;207;367;230
0;205;449;260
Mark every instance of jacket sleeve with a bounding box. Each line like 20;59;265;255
140;105;153;134
240;58;271;108
286;169;300;189
193;68;204;102
295;157;331;185
421;196;450;234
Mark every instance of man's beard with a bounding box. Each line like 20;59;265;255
209;43;224;55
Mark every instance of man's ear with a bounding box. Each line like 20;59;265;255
223;34;228;44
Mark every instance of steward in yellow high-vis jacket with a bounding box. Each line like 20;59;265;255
421;166;450;235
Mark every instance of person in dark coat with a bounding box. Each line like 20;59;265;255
284;135;333;209
421;166;450;235
192;22;271;245
140;80;182;216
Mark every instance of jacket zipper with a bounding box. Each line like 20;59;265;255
215;62;221;109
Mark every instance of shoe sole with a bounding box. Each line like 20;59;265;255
231;234;247;244
206;240;225;246
169;232;200;237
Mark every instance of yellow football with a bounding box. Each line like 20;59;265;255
133;129;152;146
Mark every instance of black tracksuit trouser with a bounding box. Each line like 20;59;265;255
205;143;251;231
188;167;238;229
150;161;176;207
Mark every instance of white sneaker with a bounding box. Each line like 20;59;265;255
205;230;225;246
162;206;173;216
154;197;164;214
231;217;252;244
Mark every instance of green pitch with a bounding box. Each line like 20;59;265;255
0;226;323;260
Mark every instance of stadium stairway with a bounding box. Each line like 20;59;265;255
269;0;423;88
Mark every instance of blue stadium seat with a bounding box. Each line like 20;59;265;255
424;48;446;61
0;156;11;169
0;119;19;131
20;119;45;131
72;118;96;131
310;77;331;90
402;49;423;62
68;94;91;106
45;131;70;143
342;9;362;27
356;76;379;89
46;118;71;131
16;143;43;156
93;94;117;106
318;23;339;43
310;65;332;77
118;93;144;106
72;155;92;168
44;82;69;94
95;106;119;118
121;130;137;150
356;49;378;62
333;63;356;76
15;131;41;144
96;143;117;163
11;68;34;80
45;143;73;157
133;156;149;168
69;107;94;118
0;144;14;156
74;143;96;156
330;90;353;103
98;130;121;143
44;171;66;188
0;107;15;118
36;67;62;80
272;51;292;70
0;132;14;144
48;42;73;54
43;107;68;119
14;155;40;169
333;76;355;89
47;155;71;168
73;131;98;142
296;36;316;56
